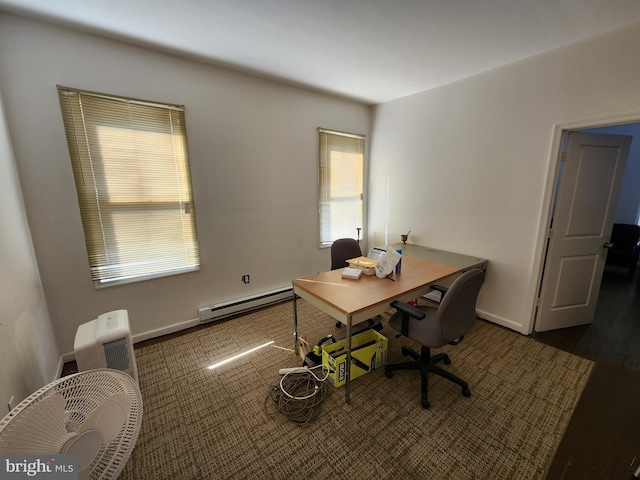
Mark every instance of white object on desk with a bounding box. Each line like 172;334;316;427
367;247;386;261
342;267;363;279
346;256;377;275
375;249;401;278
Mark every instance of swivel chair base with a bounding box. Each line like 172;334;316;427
384;345;471;408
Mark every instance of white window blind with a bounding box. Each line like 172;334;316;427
318;128;365;247
58;85;200;286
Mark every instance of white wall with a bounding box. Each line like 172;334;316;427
3;12;639;373
0;90;59;410
0;14;370;356
369;23;640;333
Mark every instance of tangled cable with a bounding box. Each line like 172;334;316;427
264;366;330;426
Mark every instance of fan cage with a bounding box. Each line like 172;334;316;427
0;369;143;480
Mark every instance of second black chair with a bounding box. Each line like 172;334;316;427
385;269;485;408
330;238;362;270
605;223;640;280
330;238;382;331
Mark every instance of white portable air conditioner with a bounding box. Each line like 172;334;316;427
74;309;138;382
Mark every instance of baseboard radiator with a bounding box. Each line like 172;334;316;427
198;286;293;323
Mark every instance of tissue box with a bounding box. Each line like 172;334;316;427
321;329;388;387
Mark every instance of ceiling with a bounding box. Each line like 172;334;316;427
2;0;640;105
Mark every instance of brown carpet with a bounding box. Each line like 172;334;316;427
119;299;593;480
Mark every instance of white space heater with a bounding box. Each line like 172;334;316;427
74;309;138;382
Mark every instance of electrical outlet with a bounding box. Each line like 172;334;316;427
242;274;250;284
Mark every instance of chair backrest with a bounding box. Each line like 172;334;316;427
330;238;362;270
437;269;485;342
610;223;640;252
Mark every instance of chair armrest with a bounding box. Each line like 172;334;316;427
391;300;425;338
390;300;426;320
430;284;448;300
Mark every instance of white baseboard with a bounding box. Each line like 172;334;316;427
60;316;201;366
132;317;201;344
476;309;528;335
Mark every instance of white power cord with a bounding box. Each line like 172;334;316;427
264;364;330;426
278;365;328;400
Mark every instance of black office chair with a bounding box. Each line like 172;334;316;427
330;238;362;270
385;269;485;408
329;238;382;331
605;223;640;280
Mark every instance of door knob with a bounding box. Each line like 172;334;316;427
603;242;614;249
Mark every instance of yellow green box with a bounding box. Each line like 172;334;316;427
321;329;388;387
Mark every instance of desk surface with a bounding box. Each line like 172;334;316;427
388;243;488;271
292;255;460;318
292;253;468;403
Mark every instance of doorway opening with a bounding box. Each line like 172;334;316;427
533;122;639;333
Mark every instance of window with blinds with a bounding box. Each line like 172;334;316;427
58;86;200;286
318;128;365;247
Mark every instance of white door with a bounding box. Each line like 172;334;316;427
535;131;631;332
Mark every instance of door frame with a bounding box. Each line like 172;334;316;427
529;112;640;334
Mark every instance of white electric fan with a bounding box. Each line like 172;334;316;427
0;369;143;479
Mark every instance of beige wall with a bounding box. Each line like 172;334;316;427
0;90;59;410
369;22;640;333
0;14;371;356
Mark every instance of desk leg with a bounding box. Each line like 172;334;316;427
293;294;299;355
345;315;352;404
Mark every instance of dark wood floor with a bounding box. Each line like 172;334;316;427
534;266;640;480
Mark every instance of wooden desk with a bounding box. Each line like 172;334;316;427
389;243;487;272
292;255;461;403
390;243;488;295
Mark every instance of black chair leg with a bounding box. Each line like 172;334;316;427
417;346;432;408
430;364;471;397
403;346;420;360
628;264;637;281
431;352;451;366
420;363;430;408
385;346;420;376
385;359;419;374
384;345;471;408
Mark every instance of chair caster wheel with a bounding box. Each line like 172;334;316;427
421;400;430;409
384;369;393;378
462;388;471;397
335;321;342;328
444;357;452;365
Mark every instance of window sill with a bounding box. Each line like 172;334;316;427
94;265;200;288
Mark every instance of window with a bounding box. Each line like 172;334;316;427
58;86;199;286
318;128;365;247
